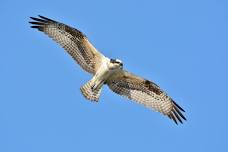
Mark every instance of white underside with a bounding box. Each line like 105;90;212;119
81;57;122;101
90;57;115;90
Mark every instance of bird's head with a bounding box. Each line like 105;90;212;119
109;58;123;70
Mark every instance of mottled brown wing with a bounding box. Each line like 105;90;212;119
107;70;186;124
29;15;105;74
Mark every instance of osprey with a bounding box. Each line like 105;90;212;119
29;15;186;124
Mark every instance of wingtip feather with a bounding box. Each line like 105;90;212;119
170;113;178;125
174;106;187;121
173;110;183;124
38;15;55;22
172;100;185;112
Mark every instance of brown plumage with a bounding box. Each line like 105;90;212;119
107;71;186;124
29;15;104;74
29;15;186;124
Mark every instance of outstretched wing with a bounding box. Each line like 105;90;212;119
29;15;105;74
107;70;186;124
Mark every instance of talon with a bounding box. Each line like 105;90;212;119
91;85;95;90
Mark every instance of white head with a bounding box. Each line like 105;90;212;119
109;58;123;70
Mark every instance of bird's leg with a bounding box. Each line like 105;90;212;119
90;63;109;91
91;83;96;90
91;79;105;91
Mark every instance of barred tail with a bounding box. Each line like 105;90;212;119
80;80;102;102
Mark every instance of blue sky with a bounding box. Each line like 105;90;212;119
0;0;227;151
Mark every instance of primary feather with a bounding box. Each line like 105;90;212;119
107;70;186;124
29;15;186;124
30;15;105;74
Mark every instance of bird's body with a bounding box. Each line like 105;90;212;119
29;15;186;124
80;56;123;101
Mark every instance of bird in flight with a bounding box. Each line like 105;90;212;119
29;15;186;124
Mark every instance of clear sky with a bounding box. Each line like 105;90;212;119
0;0;227;151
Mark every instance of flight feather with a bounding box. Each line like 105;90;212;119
29;15;105;74
107;70;186;124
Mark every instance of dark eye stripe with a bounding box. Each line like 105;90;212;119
110;59;115;63
110;59;122;65
110;59;118;63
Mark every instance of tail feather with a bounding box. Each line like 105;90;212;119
80;81;102;102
